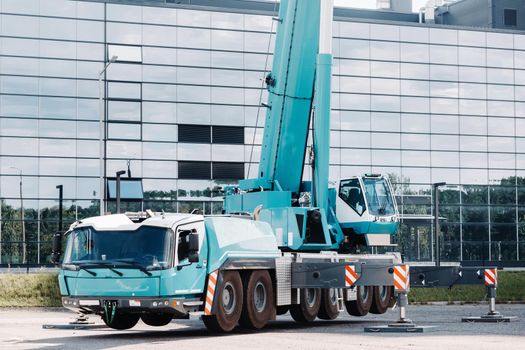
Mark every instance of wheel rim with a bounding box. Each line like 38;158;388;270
222;282;236;315
254;281;267;312
306;289;317;307
329;288;338;305
359;286;369;302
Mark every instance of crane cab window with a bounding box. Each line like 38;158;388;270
339;179;366;216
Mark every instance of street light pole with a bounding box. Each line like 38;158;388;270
99;55;118;217
433;182;446;267
9;166;25;264
116;170;126;214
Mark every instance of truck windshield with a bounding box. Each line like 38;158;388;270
363;178;396;217
62;226;171;269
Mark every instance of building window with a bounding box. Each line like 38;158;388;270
178;161;211;179
212;162;244;180
108;44;142;63
178;161;244;180
504;9;517;27
212;126;244;144
178;124;211;143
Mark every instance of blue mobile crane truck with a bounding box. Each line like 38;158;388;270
52;0;493;333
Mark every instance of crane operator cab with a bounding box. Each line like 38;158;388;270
335;174;399;251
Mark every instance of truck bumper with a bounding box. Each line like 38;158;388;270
62;296;202;317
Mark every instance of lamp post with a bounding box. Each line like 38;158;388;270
116;170;126;214
433;182;446;267
9;166;25;264
99;55;118;216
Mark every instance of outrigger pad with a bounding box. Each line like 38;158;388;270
42;324;106;330
462;314;518;323
364;322;437;333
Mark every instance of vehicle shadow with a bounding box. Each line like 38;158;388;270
24;318;387;349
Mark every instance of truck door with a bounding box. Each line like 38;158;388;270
173;221;208;296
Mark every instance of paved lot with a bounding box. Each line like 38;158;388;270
0;305;524;350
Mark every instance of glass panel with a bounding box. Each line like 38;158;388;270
400;43;429;62
458;47;486;66
431;135;459;151
142;124;177;142
487;49;513;68
107;22;142;45
143;25;177;47
339;39;369;59
107;45;142;63
431;114;458;134
401;114;429;133
108;101;141;122
429;45;458;64
178;27;210;49
108;82;141;100
107;123;141;140
460;116;487;135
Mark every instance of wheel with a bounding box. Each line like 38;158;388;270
276;306;289;315
290;288;321;323
202;270;243;332
102;312;140;330
239;270;275;329
369;286;393;314
317;288;340;320
345;285;373;316
141;312;173;326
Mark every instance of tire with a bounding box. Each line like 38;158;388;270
102;312;140;330
317;288;340;320
290;288;321;323
276;306;289;315
369;286;393;314
202;270;243;333
141;312;173;326
345;285;373;316
239;270;275;329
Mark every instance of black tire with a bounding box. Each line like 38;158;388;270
369;286;393;314
141;312;173;326
318;288;340;320
276;306;289;315
202;270;243;333
102;312;140;330
239;270;275;329
345;285;373;316
290;288;321;323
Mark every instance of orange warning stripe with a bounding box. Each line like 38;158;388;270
484;268;497;286
393;265;410;291
204;270;218;315
345;265;358;287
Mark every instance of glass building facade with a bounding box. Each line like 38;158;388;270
0;0;524;265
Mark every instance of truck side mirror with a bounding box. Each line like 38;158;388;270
51;232;62;265
188;233;199;263
188;252;199;263
188;233;199;252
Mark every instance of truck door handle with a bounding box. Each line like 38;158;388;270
196;264;203;269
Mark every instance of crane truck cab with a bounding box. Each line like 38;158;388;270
335;174;399;250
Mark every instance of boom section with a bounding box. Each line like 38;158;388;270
256;0;320;194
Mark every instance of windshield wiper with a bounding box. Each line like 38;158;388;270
113;259;153;276
78;266;97;276
77;262;123;277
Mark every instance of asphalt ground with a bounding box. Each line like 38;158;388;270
0;304;524;350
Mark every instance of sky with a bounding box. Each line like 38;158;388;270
334;0;428;12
